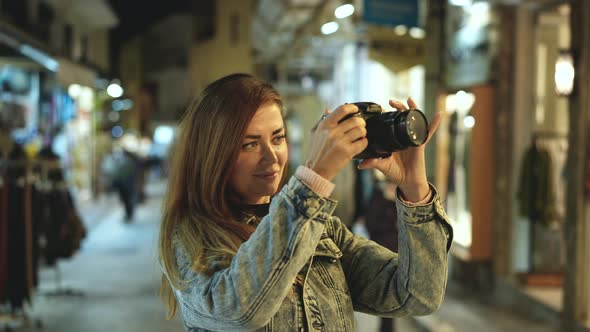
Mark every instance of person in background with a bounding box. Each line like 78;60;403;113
364;170;400;332
158;73;453;331
110;135;140;222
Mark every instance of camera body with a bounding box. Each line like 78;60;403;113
343;102;429;160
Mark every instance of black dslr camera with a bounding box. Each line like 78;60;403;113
342;102;429;160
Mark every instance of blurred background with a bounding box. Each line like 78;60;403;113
0;0;589;331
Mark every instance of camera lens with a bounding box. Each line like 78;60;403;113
339;103;429;159
397;109;428;146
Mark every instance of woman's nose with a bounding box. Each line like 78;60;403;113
261;143;279;163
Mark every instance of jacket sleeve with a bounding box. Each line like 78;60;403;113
168;176;337;331
331;183;453;317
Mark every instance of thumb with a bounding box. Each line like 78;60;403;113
357;158;380;170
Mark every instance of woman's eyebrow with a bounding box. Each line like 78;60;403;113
244;127;284;139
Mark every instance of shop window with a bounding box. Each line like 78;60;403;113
436;86;494;261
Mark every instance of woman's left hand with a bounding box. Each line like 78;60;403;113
358;97;442;202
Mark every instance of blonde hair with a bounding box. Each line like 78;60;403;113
158;74;284;319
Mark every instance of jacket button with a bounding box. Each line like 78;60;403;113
329;258;337;263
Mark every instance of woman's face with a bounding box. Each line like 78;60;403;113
229;102;288;204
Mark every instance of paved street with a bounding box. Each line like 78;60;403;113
14;179;417;332
18;180;184;332
13;177;562;332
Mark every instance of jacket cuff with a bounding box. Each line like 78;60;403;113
294;165;335;197
398;188;433;206
281;176;337;222
395;183;438;223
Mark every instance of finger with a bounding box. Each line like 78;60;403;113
424;111;443;144
357;156;384;170
350;137;368;156
319;108;331;121
389;99;408;111
407;97;418;110
324;104;359;125
343;126;367;142
312;108;331;132
337;116;366;135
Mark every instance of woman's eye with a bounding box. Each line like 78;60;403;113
273;135;287;144
242;142;258;150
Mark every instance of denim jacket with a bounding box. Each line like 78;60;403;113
170;176;453;331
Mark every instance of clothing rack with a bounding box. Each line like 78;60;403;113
39;263;84;298
0;163;44;331
0;305;43;331
35;155;85;298
0;144;86;329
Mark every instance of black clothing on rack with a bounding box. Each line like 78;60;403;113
3;144;34;308
35;146;86;266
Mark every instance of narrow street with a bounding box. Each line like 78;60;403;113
19;179;184;332
15;177;420;332
14;177;563;332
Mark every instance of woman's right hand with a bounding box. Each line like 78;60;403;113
305;104;368;181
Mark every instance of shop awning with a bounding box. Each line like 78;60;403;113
0;21;59;72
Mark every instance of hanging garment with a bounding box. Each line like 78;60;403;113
61;191;86;256
36;147;86;266
5;144;31;308
517;143;557;226
540;139;568;222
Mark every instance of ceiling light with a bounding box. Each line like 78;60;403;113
394;25;407;36
335;4;355;19
409;27;425;39
321;21;339;35
449;0;472;6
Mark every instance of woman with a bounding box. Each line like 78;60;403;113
159;73;453;331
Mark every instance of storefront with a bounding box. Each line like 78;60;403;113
510;0;571;313
52;57;100;201
506;2;590;330
437;0;590;329
435;1;497;271
0;27;58;157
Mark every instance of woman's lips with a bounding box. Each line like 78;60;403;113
254;171;279;180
